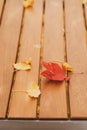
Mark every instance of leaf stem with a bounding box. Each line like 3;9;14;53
13;90;28;94
72;72;84;74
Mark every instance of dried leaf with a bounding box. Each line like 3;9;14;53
82;0;87;4
41;61;70;81
63;62;73;72
13;82;41;98
14;63;31;70
23;0;34;8
14;58;32;71
28;82;41;98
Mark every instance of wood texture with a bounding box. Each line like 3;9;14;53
39;0;67;118
0;0;4;21
85;4;87;26
65;0;87;118
8;0;43;118
0;0;23;117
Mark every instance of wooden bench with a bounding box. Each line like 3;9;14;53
0;0;87;129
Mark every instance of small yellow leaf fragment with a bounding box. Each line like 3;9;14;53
22;57;32;64
28;82;41;98
63;62;73;72
13;58;32;71
82;0;87;4
23;0;34;8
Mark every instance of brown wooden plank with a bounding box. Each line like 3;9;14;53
65;0;87;118
85;4;87;26
0;0;4;21
0;0;23;118
39;0;67;118
8;0;43;118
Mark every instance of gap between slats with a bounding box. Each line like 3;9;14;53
36;0;45;118
0;0;6;24
82;2;87;43
63;0;70;118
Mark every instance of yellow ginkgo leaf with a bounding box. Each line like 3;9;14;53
14;63;31;70
28;82;41;98
82;0;87;4
13;82;41;98
63;62;73;72
13;58;32;71
23;0;34;8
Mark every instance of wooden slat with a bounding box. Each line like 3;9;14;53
8;0;43;118
0;0;23;118
0;0;4;21
85;4;87;26
65;0;87;118
39;0;67;118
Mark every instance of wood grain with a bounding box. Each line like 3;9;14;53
8;0;43;118
85;4;87;26
65;0;87;118
0;0;4;21
39;0;67;118
0;0;23;118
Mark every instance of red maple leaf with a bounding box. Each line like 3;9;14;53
41;61;70;81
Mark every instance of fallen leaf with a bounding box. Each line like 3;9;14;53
14;63;31;71
82;0;87;4
13;58;32;71
63;62;73;72
27;82;41;98
13;82;41;98
23;0;34;8
41;61;70;81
